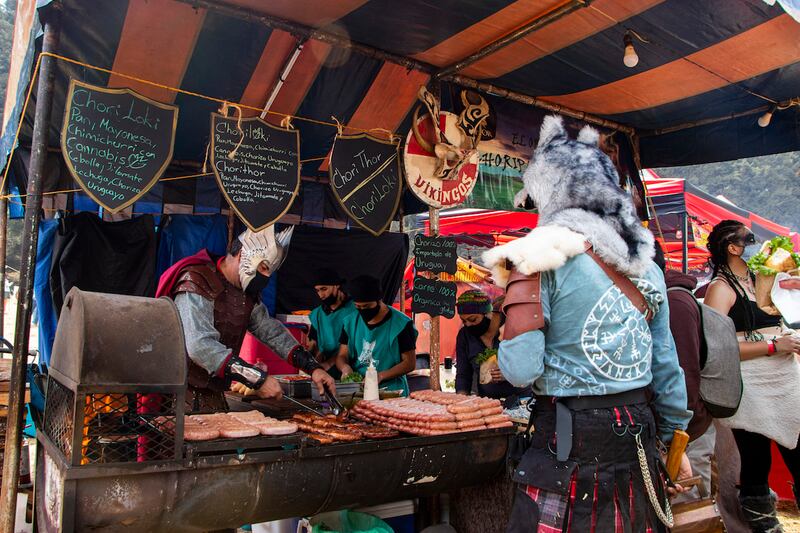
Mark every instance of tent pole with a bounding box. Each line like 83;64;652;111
0;5;62;530
434;0;591;79
682;213;689;274
0;195;7;339
428;207;441;391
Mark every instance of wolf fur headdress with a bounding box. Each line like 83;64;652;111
484;115;654;284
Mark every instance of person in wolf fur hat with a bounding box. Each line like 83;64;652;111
484;115;692;532
157;225;336;412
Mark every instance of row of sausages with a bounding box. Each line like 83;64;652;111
352;394;514;436
290;412;399;444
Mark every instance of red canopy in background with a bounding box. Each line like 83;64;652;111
409;209;537;358
644;170;796;275
422;209;538;237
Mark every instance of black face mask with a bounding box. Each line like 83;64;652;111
245;272;270;298
358;304;380;322
466;317;490;337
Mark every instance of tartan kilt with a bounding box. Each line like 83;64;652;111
507;400;670;533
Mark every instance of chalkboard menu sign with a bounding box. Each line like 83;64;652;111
414;235;458;274
329;134;402;236
211;113;300;231
61;79;178;213
412;277;456;319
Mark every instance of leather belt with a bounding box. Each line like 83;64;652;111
536;387;649;462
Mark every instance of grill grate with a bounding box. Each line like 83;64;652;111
43;378;75;460
79;393;178;465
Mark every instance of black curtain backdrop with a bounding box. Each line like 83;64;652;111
49;212;158;317
276;225;409;314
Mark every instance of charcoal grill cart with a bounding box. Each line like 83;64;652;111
35;288;512;532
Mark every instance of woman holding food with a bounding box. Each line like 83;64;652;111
704;220;800;532
454;290;526;404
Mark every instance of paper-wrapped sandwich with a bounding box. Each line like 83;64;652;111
747;236;800;275
747;236;800;315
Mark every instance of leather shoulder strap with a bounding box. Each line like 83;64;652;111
173;265;225;300
502;267;545;340
585;248;652;321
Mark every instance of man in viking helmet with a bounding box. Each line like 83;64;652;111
484;116;692;532
157;225;336;411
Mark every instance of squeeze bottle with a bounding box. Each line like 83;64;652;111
364;362;379;400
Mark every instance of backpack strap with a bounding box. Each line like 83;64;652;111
585;248;653;321
667;286;708;368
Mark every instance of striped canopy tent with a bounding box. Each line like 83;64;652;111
2;0;800;221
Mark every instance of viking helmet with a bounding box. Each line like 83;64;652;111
238;225;294;290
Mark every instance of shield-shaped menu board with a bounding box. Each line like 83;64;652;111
61;79;178;213
329;134;402;236
211;113;300;231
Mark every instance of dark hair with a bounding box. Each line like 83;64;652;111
228;237;243;257
707;219;754;331
653;241;666;273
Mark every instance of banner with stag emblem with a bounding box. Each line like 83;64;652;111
403;88;486;209
460;94;646;217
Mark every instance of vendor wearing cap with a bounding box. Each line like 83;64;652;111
337;275;417;396
157;226;336;411
455;290;527;403
308;268;356;377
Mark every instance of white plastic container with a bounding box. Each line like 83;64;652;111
439;357;456;392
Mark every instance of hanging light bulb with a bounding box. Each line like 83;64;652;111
758;105;776;127
623;33;639;68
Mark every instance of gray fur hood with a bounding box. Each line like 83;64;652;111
485;115;654;282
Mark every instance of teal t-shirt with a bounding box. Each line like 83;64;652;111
342;308;417;396
309;299;356;360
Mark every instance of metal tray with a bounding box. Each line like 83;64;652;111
311;381;361;402
276;375;312;398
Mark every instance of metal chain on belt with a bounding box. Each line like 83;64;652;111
635;433;674;528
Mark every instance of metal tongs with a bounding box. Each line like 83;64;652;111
322;386;348;420
283;394;327;418
283;384;348;420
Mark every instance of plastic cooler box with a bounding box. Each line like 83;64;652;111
240;322;309;375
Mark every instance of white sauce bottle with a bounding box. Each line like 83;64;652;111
363;361;379;400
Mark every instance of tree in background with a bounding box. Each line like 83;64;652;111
656;151;800;232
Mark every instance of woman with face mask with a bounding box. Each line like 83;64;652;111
454;290;527;403
705;220;800;533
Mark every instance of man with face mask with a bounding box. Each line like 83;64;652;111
308;268;356;377
455;290;526;402
156;225;336;412
336;275;417;396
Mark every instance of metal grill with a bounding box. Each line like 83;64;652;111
80;393;178;465
43;378;75;460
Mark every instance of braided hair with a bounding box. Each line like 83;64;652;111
707;219;756;333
